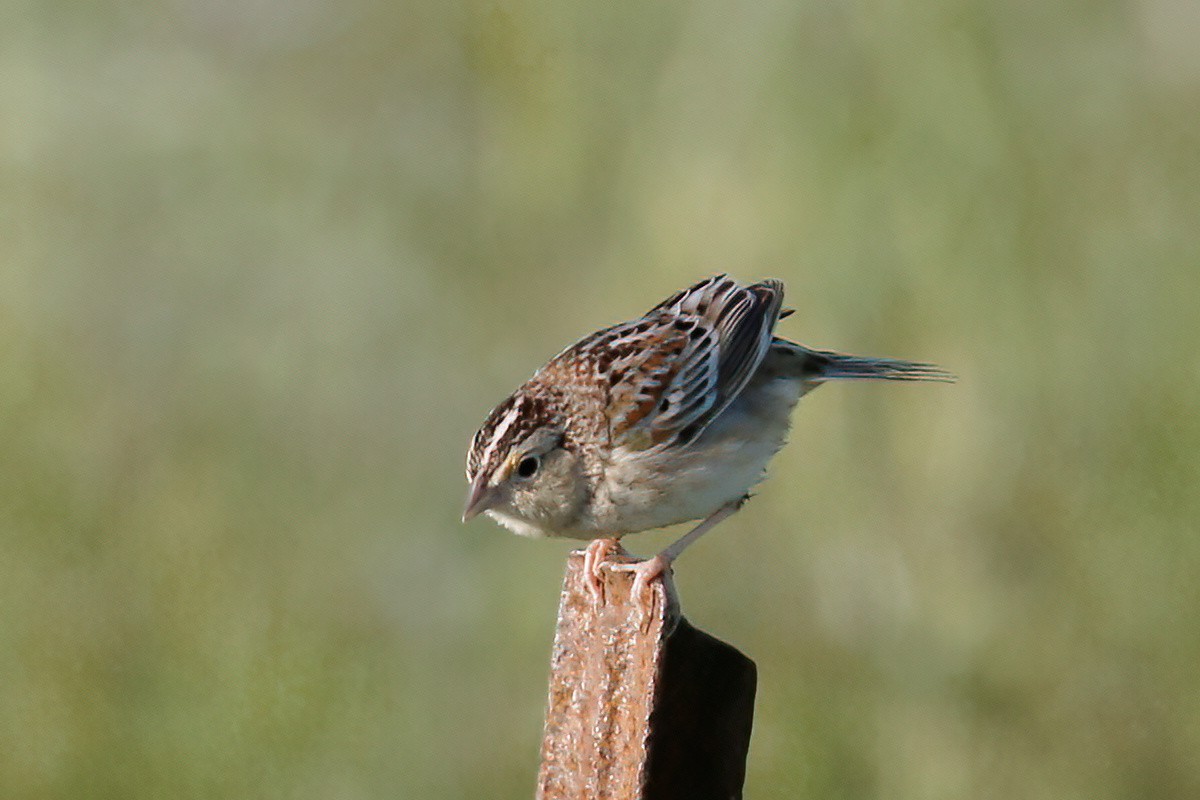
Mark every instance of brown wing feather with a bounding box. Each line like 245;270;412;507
612;275;786;448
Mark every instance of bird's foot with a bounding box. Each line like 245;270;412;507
581;537;623;607
607;553;672;632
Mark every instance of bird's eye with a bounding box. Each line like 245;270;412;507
516;455;540;479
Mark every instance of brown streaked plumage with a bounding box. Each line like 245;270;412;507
463;274;952;613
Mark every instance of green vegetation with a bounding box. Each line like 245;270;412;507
3;1;1198;797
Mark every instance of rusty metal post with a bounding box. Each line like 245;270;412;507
536;549;757;800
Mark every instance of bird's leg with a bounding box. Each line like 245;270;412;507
581;537;623;606
609;497;747;624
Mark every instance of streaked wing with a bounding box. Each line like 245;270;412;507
603;274;785;448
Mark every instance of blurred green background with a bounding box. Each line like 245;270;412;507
4;0;1199;797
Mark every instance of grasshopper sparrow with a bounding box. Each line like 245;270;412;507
463;275;951;613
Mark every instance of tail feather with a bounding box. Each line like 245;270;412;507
809;349;955;382
771;339;955;383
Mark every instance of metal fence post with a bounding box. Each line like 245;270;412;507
537;550;757;800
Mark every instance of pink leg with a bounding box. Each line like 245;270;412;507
581;537;622;606
609;499;745;623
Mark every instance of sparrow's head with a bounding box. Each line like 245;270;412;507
463;389;585;536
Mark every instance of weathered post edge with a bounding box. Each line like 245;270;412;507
536;550;757;800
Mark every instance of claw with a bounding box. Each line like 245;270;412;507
609;554;671;632
581;538;621;607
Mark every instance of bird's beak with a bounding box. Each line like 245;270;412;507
461;475;497;523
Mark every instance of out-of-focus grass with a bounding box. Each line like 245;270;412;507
2;0;1198;797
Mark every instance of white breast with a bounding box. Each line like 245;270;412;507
579;375;805;538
